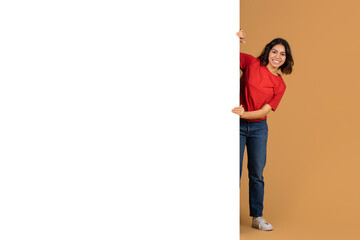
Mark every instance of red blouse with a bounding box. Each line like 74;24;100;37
240;53;286;122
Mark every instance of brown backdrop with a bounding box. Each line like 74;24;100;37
240;0;360;239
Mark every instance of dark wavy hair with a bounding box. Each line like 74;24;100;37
258;38;294;75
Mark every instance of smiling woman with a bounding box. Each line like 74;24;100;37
258;38;294;75
232;30;294;231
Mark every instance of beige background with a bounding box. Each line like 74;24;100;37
240;0;360;239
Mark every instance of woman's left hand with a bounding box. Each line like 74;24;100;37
232;105;245;116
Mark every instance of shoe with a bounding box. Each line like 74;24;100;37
252;217;273;231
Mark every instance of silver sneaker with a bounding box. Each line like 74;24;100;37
252;217;274;231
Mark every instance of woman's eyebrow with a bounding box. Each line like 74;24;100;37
272;49;286;54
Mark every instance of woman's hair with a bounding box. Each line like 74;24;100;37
258;38;294;74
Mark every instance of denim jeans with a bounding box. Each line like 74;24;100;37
240;119;268;217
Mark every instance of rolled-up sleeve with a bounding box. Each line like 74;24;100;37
267;84;286;111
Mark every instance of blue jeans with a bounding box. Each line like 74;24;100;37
240;119;268;217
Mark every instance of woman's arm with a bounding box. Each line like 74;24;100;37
233;29;271;120
232;104;272;120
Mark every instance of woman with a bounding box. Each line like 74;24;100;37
232;30;294;231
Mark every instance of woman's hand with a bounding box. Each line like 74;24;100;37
236;104;272;120
236;29;246;43
232;105;245;116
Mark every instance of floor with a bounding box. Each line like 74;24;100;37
240;182;359;240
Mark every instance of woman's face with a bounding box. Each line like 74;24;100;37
267;44;286;70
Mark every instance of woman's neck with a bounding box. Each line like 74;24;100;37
266;64;279;76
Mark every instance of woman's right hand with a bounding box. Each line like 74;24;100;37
236;30;246;43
